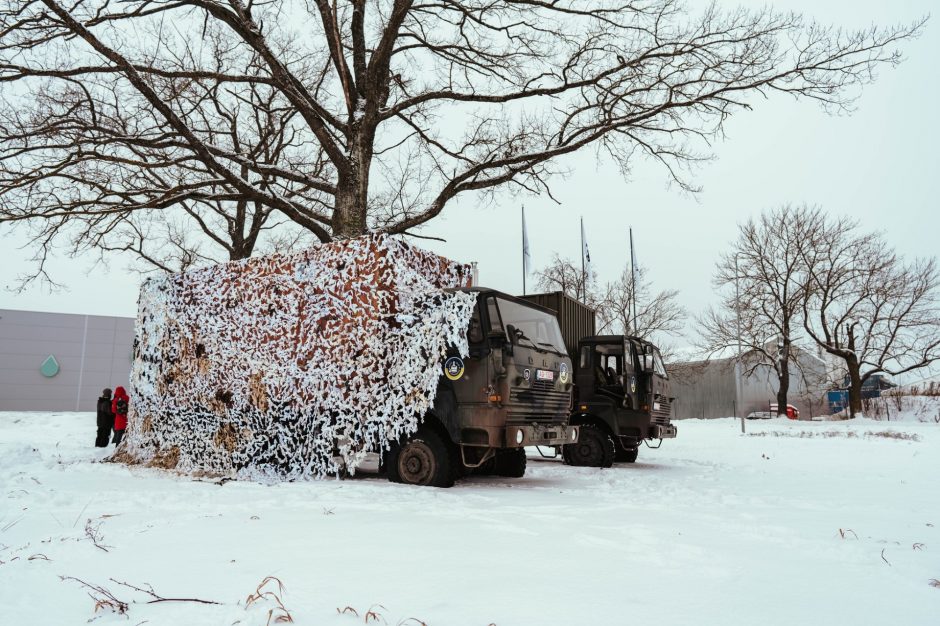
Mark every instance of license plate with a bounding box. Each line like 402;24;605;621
536;369;554;381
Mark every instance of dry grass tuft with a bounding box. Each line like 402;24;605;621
838;528;858;540
929;579;940;589
747;430;920;442
336;603;431;626
83;518;111;552
246;576;294;624
867;431;920;441
364;604;388;624
60;576;128;616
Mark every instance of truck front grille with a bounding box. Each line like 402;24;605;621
651;397;672;424
508;384;570;420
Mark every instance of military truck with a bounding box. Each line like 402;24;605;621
520;292;677;467
127;234;575;488
386;288;578;486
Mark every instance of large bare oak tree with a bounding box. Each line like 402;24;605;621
0;0;924;276
800;217;940;417
698;205;821;415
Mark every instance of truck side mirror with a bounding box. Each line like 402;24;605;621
641;347;654;372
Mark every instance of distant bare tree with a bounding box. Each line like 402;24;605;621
800;218;940;417
0;1;925;280
534;253;598;306
596;266;686;358
535;255;685;358
699;206;822;415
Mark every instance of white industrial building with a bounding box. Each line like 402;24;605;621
668;344;831;420
0;309;135;412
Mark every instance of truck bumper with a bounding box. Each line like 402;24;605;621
650;423;677;439
506;423;579;448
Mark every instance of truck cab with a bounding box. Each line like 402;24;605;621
568;335;677;466
386;288;578;486
519;291;678;467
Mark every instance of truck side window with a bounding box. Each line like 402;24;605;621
486;297;503;332
467;307;484;343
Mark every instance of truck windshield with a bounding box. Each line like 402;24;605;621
653;349;668;378
495;298;567;354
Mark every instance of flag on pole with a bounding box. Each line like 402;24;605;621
581;217;592;286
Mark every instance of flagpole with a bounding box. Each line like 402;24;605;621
521;206;526;296
630;227;638;335
580;216;585;304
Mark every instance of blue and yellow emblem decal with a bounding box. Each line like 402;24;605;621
444;356;465;381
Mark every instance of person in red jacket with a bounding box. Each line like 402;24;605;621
111;386;129;445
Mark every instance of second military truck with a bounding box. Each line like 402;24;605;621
520;292;677;467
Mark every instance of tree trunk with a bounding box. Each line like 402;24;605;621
331;130;373;239
846;357;863;418
776;363;790;417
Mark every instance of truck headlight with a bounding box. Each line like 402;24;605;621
515;430;524;444
570;428;578;441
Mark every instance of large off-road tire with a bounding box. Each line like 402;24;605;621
494;448;527;478
563;424;615;468
561;444;575;466
386;427;455;488
474;454;497;476
615;446;639;463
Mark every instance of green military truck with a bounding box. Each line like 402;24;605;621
386;288;578;486
520;292;677;467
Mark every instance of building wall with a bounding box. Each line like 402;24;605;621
670;359;738;419
668;351;829;420
0;309;135;412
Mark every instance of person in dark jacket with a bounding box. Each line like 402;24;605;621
95;388;113;447
111;386;129;446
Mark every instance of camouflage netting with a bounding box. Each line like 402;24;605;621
122;234;476;480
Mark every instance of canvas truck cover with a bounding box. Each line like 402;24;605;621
123;234;475;480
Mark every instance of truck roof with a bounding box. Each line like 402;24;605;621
447;287;558;316
581;334;656;348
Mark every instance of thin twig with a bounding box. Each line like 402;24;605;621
111;579;221;605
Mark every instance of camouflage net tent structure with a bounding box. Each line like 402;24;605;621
121;234;476;480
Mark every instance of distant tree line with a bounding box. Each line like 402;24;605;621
534;254;688;361
699;206;940;418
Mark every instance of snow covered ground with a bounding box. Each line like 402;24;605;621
1;413;938;625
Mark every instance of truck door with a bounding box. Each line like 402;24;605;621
576;343;595;402
452;301;488;408
622;339;638;410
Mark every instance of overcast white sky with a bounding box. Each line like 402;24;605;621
1;0;937;355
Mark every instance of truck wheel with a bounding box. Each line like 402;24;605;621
387;427;455;488
561;444;575;466
494;448;527;478
564;424;615;468
616;447;639;463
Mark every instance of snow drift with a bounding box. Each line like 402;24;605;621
121;234;476;479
